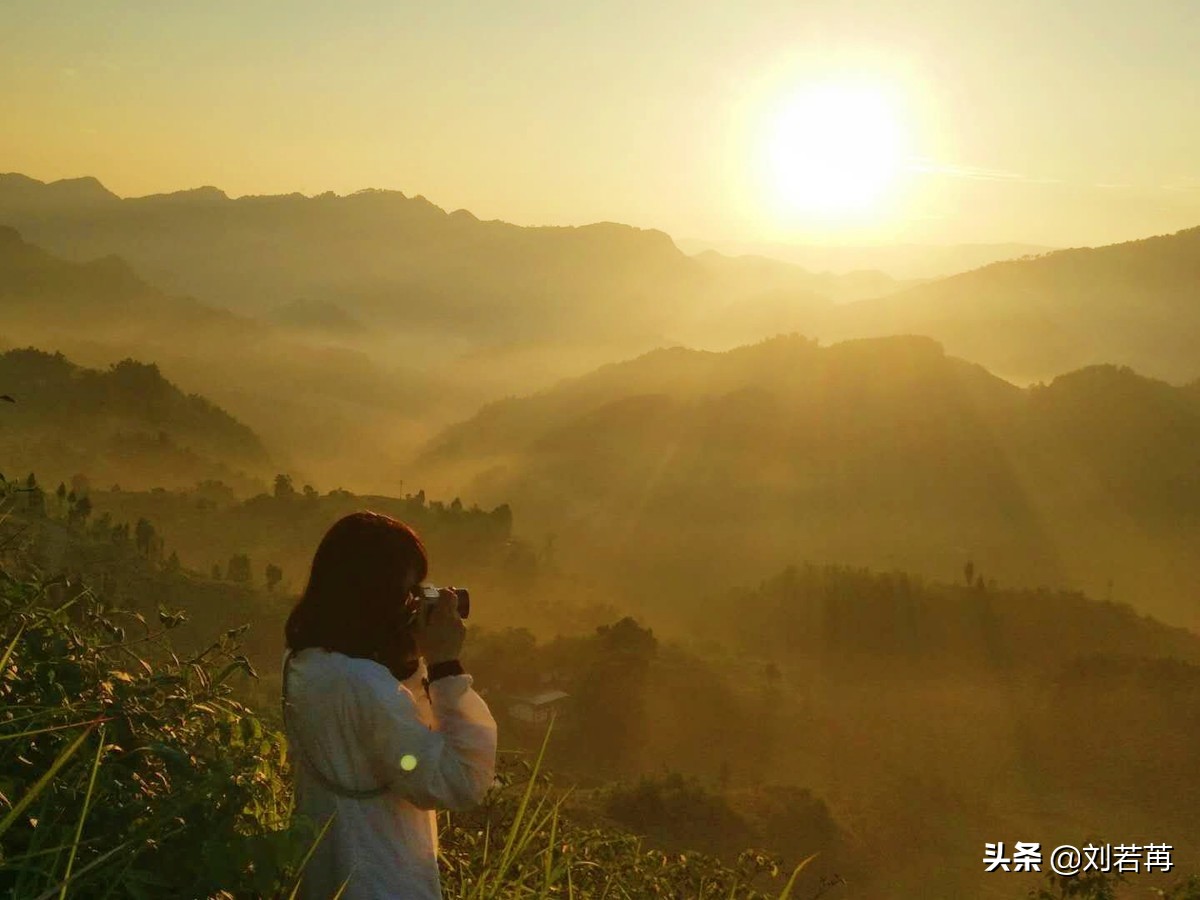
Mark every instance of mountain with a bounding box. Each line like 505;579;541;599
0;175;694;338
0;173;895;364
826;226;1200;383
0;347;269;491
413;334;1200;630
0;173;120;212
0;224;255;335
0;227;445;493
267;297;365;335
677;237;1054;280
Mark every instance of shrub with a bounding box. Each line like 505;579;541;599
0;568;315;897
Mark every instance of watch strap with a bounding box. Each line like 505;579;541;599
422;659;465;696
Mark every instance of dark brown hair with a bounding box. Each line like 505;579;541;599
285;511;428;667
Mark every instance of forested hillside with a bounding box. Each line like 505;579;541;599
3;468;1198;897
413;334;1200;630
0;346;269;492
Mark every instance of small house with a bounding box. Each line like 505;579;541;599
506;690;570;724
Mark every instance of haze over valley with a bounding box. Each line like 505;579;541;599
4;3;1200;897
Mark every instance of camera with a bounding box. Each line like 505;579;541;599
410;584;470;620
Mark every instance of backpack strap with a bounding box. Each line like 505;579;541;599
282;648;393;800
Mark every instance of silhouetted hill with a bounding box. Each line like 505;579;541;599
0;174;892;354
678;237;1053;280
414;334;1200;630
0;175;696;341
268;297;365;334
828;226;1200;382
0;227;449;492
0;173;119;211
0;224;253;333
0;347;269;491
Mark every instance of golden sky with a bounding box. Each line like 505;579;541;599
3;0;1198;246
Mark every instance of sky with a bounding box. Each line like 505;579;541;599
3;0;1199;247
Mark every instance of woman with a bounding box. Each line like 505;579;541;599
282;511;497;899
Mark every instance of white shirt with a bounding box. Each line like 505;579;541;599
283;648;498;900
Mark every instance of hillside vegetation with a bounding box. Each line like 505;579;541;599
0;347;269;493
413;334;1200;630
0;481;842;899
3;468;1199;897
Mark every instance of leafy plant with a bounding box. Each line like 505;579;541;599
0;558;317;897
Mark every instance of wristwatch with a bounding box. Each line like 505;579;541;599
422;659;465;695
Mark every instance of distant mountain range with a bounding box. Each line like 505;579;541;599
5;173;1198;392
824;226;1200;383
0;173;888;350
0;225;442;493
677;238;1054;280
5;171;1200;517
413;334;1200;630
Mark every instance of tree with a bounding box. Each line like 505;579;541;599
596;616;658;665
273;474;295;500
70;473;90;496
265;563;283;592
166;551;181;573
134;518;156;557
71;494;93;527
490;503;513;538
227;554;252;584
211;563;223;580
302;483;318;501
964;559;975;586
56;481;67;512
91;511;112;538
571;618;660;775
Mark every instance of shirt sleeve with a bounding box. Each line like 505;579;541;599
357;667;498;812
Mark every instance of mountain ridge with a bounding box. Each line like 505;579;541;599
828;224;1200;382
412;333;1200;631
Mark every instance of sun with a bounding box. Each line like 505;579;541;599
763;81;907;219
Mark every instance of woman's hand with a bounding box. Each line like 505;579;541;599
414;588;466;664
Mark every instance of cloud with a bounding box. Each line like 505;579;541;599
1161;178;1200;192
906;159;1061;184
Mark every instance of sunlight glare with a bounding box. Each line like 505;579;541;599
763;81;907;220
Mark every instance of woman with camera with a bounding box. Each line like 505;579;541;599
282;511;497;899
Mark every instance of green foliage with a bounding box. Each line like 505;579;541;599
0;347;269;495
0;564;316;897
0;566;826;899
0;509;832;899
